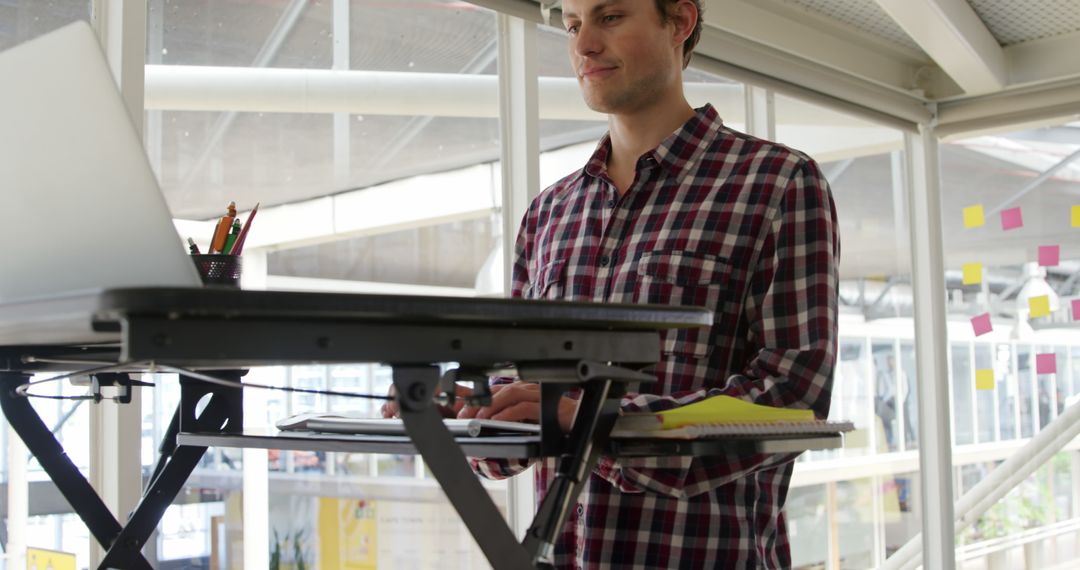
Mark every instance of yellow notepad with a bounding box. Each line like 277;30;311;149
617;395;815;431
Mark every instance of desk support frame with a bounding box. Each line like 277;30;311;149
0;371;242;570
0;372;133;563
393;365;536;569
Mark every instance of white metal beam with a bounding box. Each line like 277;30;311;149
873;0;1006;95
692;32;929;130
936;79;1080;138
145;65;884;130
703;0;927;94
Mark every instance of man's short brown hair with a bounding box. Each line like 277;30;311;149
655;0;703;68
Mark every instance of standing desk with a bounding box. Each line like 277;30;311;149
0;287;842;569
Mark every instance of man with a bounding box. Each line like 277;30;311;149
388;0;839;566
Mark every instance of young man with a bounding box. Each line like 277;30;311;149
390;0;840;566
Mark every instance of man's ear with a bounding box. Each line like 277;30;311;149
669;0;698;46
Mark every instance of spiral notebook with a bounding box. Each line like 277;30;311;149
610;395;854;440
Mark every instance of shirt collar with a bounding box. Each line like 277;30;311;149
581;104;723;182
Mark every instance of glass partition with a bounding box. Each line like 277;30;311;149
942;122;1080;566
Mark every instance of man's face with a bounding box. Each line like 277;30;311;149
562;0;683;115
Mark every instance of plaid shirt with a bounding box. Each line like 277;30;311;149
473;104;840;569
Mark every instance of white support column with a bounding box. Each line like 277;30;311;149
332;0;351;191
92;0;147;133
89;2;148;567
883;119;955;569
6;424;27;569
243;383;270;570
744;85;776;140
497;12;540;539
909;120;955;570
238;247;269;570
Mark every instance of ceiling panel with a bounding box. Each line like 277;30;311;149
772;0;923;53
967;0;1080;46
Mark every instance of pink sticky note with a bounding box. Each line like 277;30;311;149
1074;299;1080;321
1038;245;1060;267
1036;353;1057;375
1001;207;1024;230
971;313;993;336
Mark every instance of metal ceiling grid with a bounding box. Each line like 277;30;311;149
967;0;1080;46
772;0;923;53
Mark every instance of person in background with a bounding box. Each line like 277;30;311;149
387;0;839;566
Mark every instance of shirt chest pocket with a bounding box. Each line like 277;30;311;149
634;251;729;359
527;260;565;300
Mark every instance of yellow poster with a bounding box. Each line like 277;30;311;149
27;547;76;570
319;497;377;569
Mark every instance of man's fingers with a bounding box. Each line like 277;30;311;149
490;401;541;424
474;383;539;419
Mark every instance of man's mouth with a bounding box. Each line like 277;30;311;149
580;65;617;79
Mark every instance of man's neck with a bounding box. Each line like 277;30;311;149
607;96;696;170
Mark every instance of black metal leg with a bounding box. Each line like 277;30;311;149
522;379;622;564
0;372;150;567
393;365;535;570
146;405;181;492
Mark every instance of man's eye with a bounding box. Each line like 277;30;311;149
566;24;579;35
602;14;621;23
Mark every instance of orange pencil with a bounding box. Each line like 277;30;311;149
209;201;236;254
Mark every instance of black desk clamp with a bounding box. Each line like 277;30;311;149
83;372;154;404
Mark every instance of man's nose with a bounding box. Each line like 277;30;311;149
573;23;602;57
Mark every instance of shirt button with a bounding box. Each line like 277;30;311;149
576;504;584;516
599;255;610;267
606;199;616;208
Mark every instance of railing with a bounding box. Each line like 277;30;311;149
958;517;1080;568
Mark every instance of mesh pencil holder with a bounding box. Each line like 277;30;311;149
191;254;242;288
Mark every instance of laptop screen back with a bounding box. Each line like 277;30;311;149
0;22;201;304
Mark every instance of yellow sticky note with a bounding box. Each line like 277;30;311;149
963;204;985;228
1073;205;1080;227
1029;294;1051;318
962;263;982;285
975;369;994;390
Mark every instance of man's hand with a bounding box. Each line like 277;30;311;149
457;381;579;433
380;383;473;419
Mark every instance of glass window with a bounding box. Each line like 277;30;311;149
142;1;509;566
951;343;975;445
1071;347;1080;406
974;343;996;443
994;343;1018;441
1036;344;1059;427
788;484;831;569
837;340;873;455
872;341;901;452
837;478;876;569
899;342;918;450
0;1;89;51
1019;346;1037;438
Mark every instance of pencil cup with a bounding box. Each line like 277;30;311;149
191;254;242;288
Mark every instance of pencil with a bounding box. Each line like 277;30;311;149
229;202;260;255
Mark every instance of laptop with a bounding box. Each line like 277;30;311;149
0;22;201;306
276;412;542;438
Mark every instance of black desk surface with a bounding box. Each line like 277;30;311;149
0;287;713;347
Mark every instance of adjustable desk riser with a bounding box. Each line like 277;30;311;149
0;288;718;569
0;289;843;569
